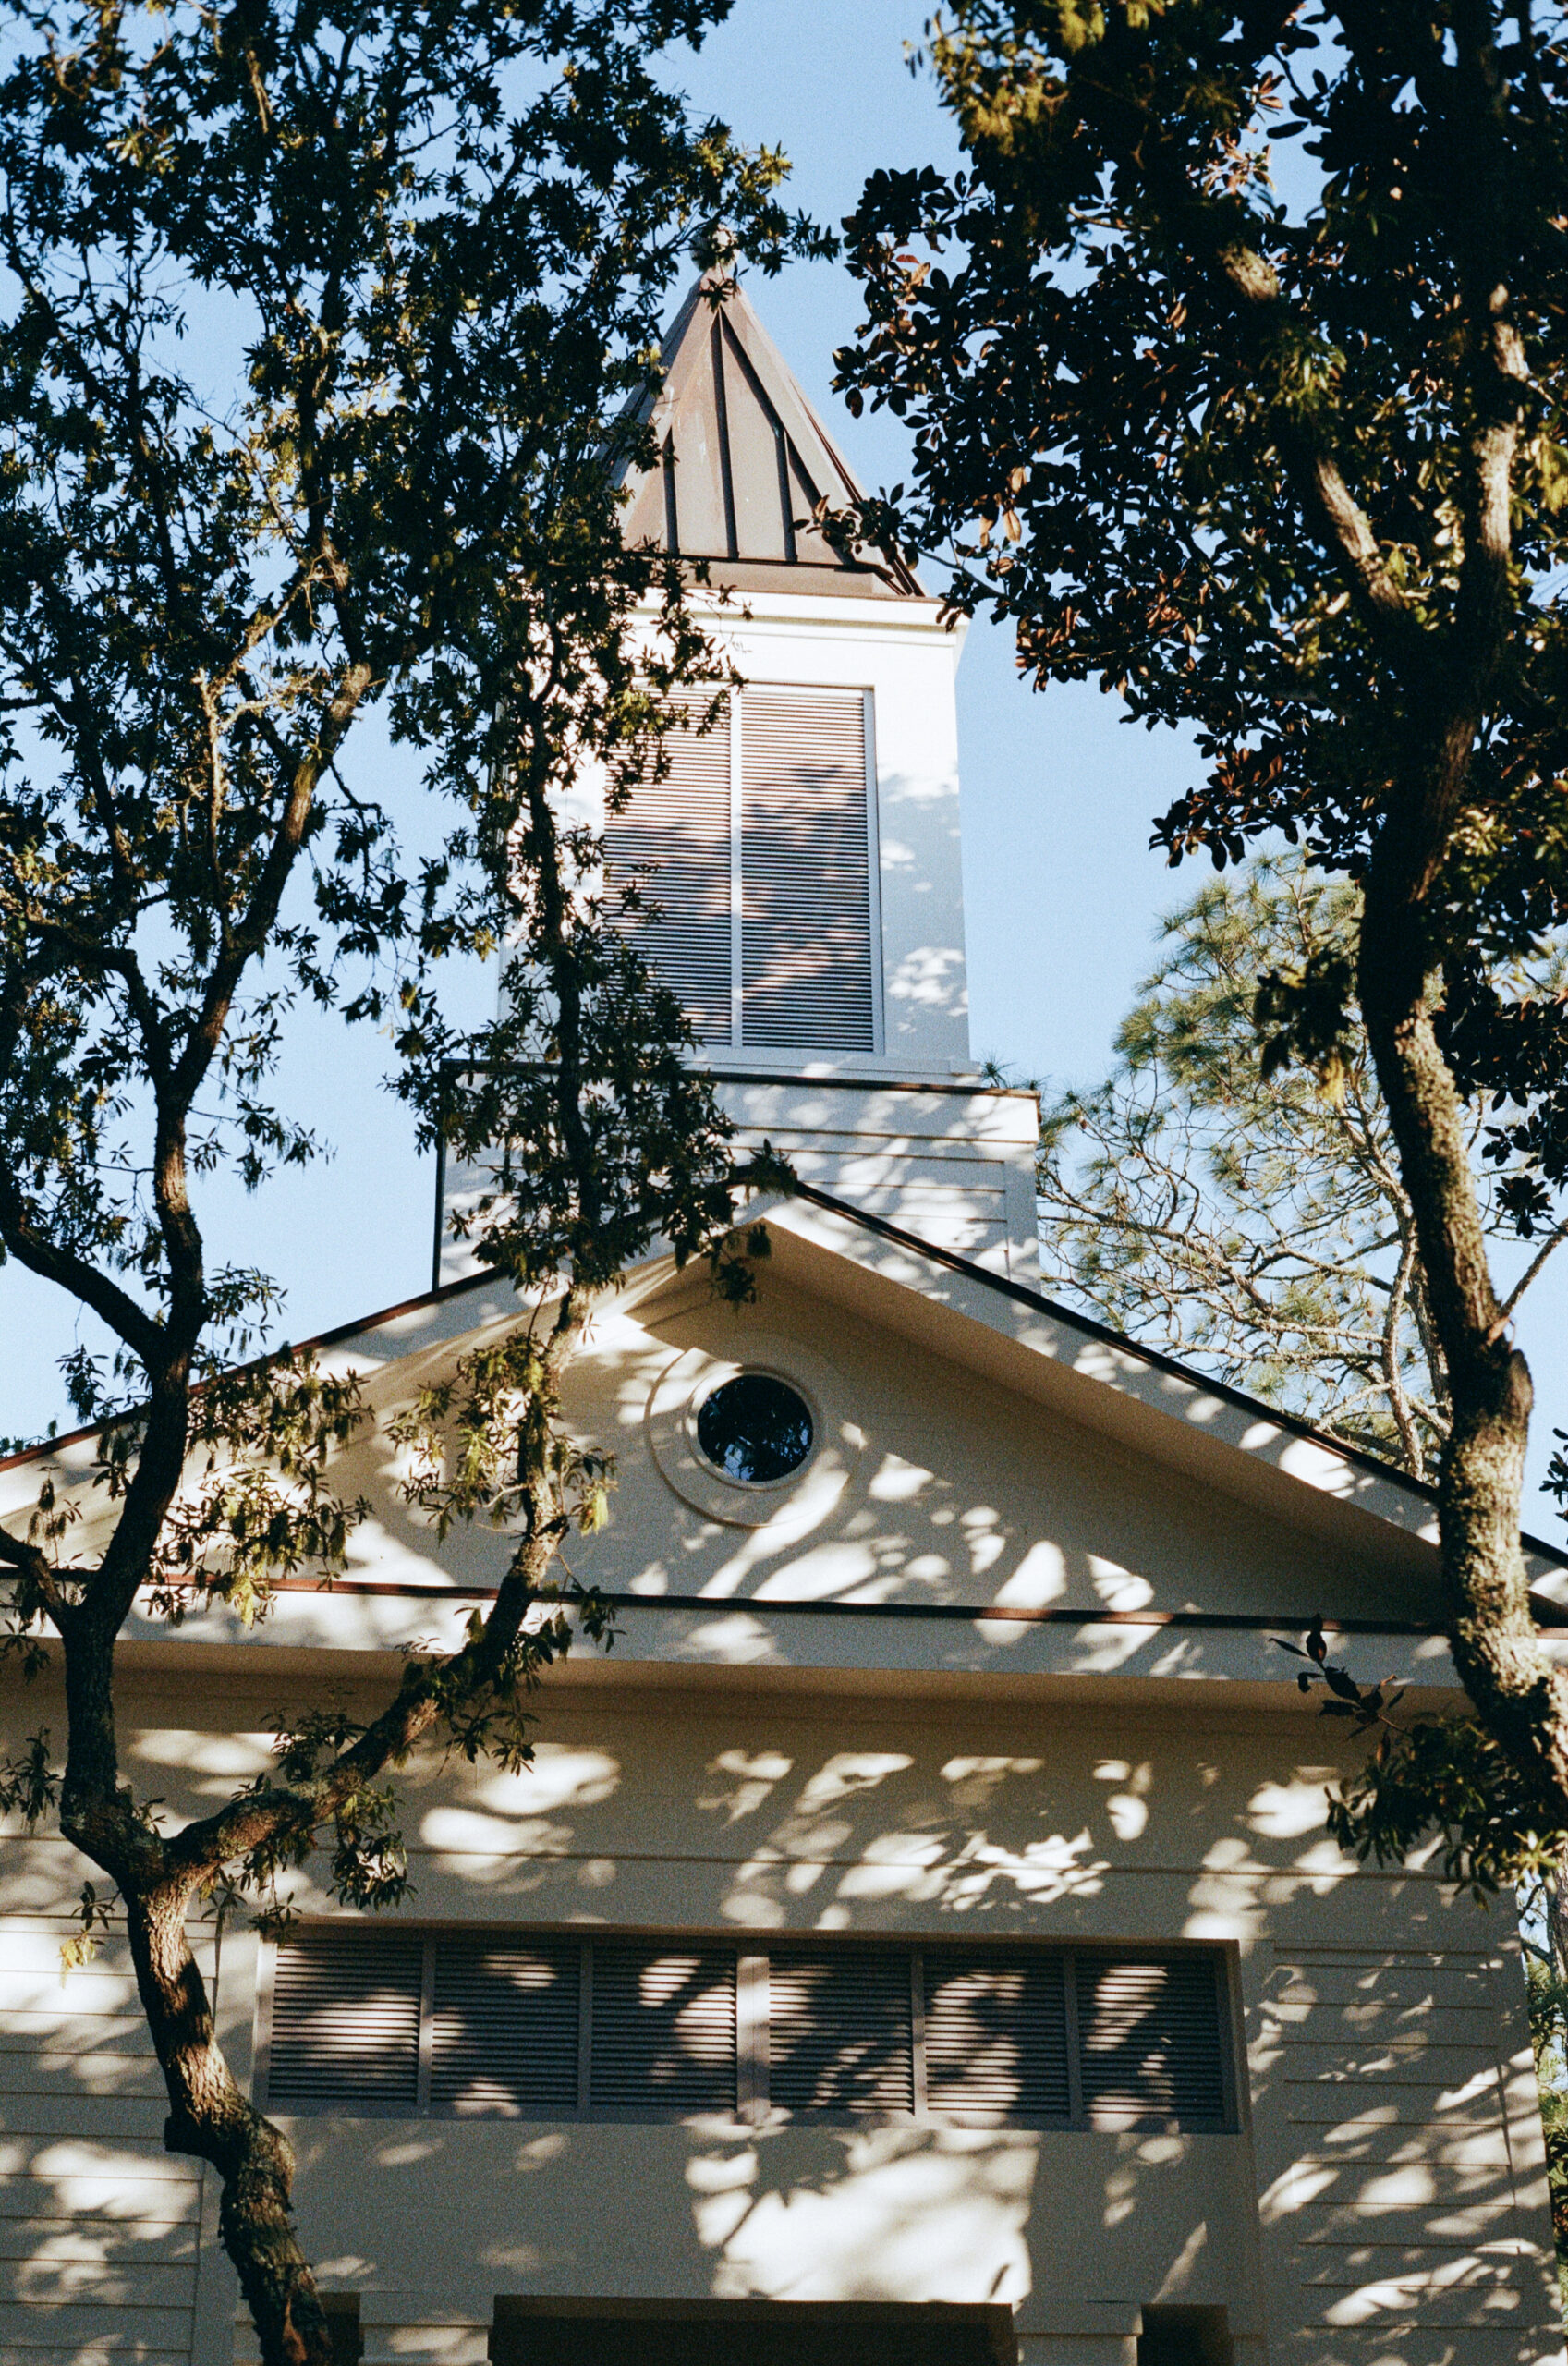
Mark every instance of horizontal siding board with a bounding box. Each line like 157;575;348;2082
0;1934;142;1970
1272;2031;1501;2056
0;1933;208;1974
0;2018;158;2055
0;1974;140;2015
1261;2009;1505;2046
1280;2052;1504;2088
0;2058;166;2101
1295;2255;1536;2287
0;2223;198;2262
1268;1946;1501;1962
0;2187;201;2226
1279;2130;1511;2170
0;2301;194;2344
0;2347;192;2366
0;2101;169;2140
1285;2168;1521;2211
1287;2096;1507;2130
1289;2201;1521;2245
1265;1967;1496;2008
0;2262;197;2308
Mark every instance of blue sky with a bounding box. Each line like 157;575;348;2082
5;0;1567;1527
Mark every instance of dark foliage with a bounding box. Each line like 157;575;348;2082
0;6;819;2360
833;0;1568;1874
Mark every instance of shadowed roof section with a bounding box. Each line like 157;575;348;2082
612;274;923;599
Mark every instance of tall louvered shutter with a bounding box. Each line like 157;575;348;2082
268;1929;423;2111
767;1950;914;2113
740;689;874;1052
1076;1954;1226;2127
588;1946;737;2112
430;1937;579;2116
603;697;732;1042
924;1953;1071;2121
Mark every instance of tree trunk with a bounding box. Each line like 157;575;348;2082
127;1888;335;2366
57;1635;335;2366
1359;847;1568;1816
1549;1872;1568;1982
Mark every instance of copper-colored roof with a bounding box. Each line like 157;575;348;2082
613;275;923;599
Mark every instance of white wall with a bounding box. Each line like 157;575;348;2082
1;1677;1559;2366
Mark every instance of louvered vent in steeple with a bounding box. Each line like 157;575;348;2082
602;693;733;1043
604;686;877;1055
741;689;874;1050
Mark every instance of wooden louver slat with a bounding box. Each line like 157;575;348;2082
268;1930;423;2112
430;1938;579;2116
741;689;874;1054
588;1947;738;2113
602;695;732;1043
923;1953;1072;2121
1076;1954;1226;2127
767;1949;914;2114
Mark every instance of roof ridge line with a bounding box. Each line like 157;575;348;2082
0;1261;510;1477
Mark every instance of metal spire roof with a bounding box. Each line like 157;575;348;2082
614;275;923;599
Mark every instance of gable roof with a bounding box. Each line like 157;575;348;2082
9;1183;1566;1632
753;1189;1566;1597
611;274;923;600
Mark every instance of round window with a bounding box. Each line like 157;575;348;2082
695;1372;814;1484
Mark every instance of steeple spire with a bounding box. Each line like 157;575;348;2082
613;275;921;598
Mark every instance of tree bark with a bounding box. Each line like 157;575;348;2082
1359;832;1568;1816
130;1891;333;2366
45;1281;592;2366
56;1618;336;2366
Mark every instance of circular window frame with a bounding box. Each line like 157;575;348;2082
645;1335;856;1529
692;1369;817;1489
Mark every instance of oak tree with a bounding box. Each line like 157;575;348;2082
0;5;807;2360
835;0;1568;1876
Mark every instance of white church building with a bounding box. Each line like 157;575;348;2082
3;278;1567;2366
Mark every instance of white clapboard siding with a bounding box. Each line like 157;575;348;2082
741;689;874;1053
1076;1953;1227;2128
588;1947;737;2114
267;1929;422;2112
603;696;732;1042
0;1918;202;2366
430;1938;578;2116
1262;1943;1539;2345
767;1950;914;2115
1264;1957;1496;2011
923;1953;1071;2121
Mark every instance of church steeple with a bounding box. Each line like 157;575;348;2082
613;275;922;599
441;278;1045;1289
